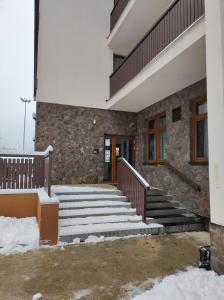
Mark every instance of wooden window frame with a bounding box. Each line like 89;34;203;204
145;112;167;164
191;97;208;163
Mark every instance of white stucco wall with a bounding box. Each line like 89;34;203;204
205;0;224;226
36;0;113;108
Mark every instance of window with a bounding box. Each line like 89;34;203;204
146;113;167;163
192;98;208;163
113;54;125;71
172;106;182;122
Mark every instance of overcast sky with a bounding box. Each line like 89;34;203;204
0;0;35;151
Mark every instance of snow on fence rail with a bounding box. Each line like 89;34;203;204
0;146;53;196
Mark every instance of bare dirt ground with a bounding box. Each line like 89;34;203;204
0;232;210;300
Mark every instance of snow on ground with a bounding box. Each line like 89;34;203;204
51;234;149;249
71;289;93;300
32;293;43;300
0;217;39;255
129;267;224;300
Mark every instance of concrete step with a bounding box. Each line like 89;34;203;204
59;207;137;219
53;186;123;196
146;201;179;209
58;194;128;203
59;200;131;210
59;215;143;227
59;222;164;243
146;195;173;202
164;223;205;233
146;208;187;217
147;214;199;225
146;188;167;196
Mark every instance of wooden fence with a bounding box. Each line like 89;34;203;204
0;146;53;196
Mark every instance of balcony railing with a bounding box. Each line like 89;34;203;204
110;0;130;32
110;0;205;98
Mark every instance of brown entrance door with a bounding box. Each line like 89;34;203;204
104;135;135;183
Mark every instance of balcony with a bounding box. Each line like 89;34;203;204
109;0;173;56
110;0;129;32
108;0;206;112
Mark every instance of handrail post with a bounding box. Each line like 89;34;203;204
44;145;53;197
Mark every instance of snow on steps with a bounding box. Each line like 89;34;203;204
59;222;163;243
56;186;164;243
59;207;137;219
59;200;131;210
59;215;142;227
53;186;123;196
58;194;128;203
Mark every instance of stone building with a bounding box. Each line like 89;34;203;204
34;0;224;273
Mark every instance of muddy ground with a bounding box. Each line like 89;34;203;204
0;232;210;300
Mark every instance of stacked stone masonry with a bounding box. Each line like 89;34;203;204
136;79;209;218
210;223;224;274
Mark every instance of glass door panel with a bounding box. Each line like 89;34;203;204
103;135;112;182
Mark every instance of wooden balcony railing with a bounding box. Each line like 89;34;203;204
110;0;205;97
0;146;53;196
117;157;150;222
110;0;130;31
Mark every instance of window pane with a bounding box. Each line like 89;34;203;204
159;130;167;160
114;55;125;71
159;115;166;128
148;120;155;129
197;102;207;114
197;119;208;157
148;134;156;160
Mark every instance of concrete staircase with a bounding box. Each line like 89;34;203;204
54;187;163;243
146;188;204;233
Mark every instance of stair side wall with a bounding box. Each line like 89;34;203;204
136;79;210;218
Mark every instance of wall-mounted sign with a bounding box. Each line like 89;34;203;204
105;139;111;147
105;150;110;162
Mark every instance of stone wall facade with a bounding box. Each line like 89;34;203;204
136;79;210;217
35;103;137;184
210;223;224;274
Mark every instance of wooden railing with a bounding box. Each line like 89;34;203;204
117;157;150;222
166;162;201;192
0;146;53;196
110;0;130;31
110;0;205;97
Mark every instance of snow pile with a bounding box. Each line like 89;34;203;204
131;267;224;300
0;217;39;255
53;234;148;249
71;289;92;300
32;293;43;300
72;234;145;245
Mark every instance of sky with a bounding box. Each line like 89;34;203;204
0;0;35;151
